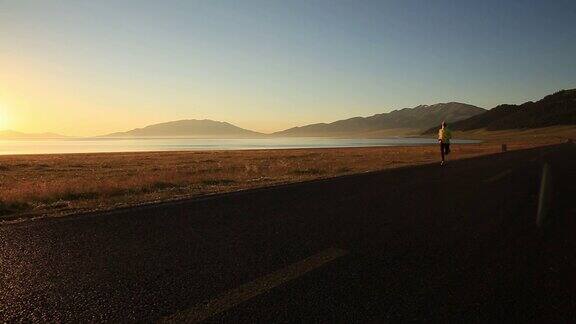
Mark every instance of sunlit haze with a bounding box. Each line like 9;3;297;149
1;0;575;136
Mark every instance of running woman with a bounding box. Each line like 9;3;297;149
438;121;452;165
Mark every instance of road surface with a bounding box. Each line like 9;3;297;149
1;144;575;322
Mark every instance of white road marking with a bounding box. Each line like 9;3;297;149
484;169;512;183
160;248;349;323
536;163;552;227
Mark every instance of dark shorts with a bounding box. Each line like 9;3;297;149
440;142;450;159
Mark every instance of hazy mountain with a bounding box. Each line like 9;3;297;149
105;119;263;138
0;130;69;139
423;89;576;134
274;102;485;137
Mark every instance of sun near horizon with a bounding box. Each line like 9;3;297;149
1;1;575;136
0;2;576;321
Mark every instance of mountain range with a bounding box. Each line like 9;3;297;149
103;102;486;138
104;119;263;138
2;89;574;139
423;89;576;134
274;102;485;137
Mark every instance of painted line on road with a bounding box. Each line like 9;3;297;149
160;248;349;323
484;169;512;183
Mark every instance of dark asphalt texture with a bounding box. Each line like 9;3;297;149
1;144;575;323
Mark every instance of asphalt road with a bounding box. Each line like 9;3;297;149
1;144;575;323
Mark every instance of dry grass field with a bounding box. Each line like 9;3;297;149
0;139;564;221
452;126;576;143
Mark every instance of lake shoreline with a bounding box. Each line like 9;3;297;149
0;137;481;156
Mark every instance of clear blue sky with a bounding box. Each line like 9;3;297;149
1;0;575;135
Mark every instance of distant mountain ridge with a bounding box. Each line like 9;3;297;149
274;102;485;137
5;89;573;140
423;89;576;134
105;119;263;138
0;130;68;139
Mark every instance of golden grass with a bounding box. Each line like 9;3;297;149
453;126;576;144
0;139;566;220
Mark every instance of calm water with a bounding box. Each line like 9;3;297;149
0;137;480;155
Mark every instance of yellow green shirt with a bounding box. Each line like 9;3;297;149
438;127;452;143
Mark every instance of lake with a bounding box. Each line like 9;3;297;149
0;137;480;155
